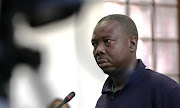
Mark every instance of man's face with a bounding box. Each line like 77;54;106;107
91;20;131;75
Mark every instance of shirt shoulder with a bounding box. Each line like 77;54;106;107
142;68;180;92
167;86;180;107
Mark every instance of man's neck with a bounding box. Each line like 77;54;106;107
111;59;138;91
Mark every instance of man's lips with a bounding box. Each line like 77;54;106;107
97;59;109;68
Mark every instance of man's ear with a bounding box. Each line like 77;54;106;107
128;36;137;52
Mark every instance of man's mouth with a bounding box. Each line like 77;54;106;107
97;59;109;68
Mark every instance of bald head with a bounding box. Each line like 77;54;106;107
97;14;138;39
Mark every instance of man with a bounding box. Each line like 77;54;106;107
91;14;180;108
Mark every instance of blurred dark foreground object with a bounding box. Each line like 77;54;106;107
22;0;83;26
0;0;83;99
2;0;83;26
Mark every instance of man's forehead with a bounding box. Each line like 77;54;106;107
92;20;121;35
93;20;119;35
91;20;129;41
96;20;120;30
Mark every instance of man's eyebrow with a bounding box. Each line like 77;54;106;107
91;35;114;42
102;35;115;39
91;38;96;42
91;38;97;42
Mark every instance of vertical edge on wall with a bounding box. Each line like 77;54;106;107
178;0;180;84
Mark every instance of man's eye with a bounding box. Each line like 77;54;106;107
104;39;112;44
92;42;98;47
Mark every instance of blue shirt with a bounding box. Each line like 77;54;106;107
95;59;180;108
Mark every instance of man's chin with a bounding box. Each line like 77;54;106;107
101;67;116;75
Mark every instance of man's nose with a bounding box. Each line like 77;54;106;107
95;43;106;55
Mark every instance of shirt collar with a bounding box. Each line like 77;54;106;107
102;59;146;93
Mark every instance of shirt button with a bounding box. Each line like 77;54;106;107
111;96;114;99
